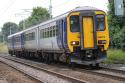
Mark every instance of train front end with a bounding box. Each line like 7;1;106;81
67;7;109;66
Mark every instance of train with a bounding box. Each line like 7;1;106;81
7;6;109;67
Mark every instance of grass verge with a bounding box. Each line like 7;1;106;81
105;49;125;64
0;43;8;54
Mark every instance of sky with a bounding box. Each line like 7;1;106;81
0;0;108;30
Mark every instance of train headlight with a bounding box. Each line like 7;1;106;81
71;41;79;45
87;55;92;58
98;40;107;44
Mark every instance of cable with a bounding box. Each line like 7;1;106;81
0;0;17;17
52;0;69;8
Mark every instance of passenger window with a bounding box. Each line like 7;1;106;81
43;30;45;38
50;27;52;37
45;29;46;38
56;25;58;36
15;37;20;42
70;15;80;32
40;30;43;38
47;29;49;38
53;26;56;37
96;15;105;31
32;32;35;40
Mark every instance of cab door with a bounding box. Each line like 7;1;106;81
82;16;94;48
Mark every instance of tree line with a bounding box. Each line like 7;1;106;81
0;7;50;42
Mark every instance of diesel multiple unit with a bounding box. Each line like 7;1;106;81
7;6;110;66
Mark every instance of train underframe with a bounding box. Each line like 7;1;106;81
8;48;107;67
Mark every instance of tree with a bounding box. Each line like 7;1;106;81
19;7;50;30
108;0;125;50
0;32;3;42
2;22;19;41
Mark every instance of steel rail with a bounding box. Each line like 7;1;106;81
0;56;88;83
3;55;125;82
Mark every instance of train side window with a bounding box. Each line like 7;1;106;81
29;33;31;40
50;27;52;37
47;28;49;38
53;26;56;37
15;36;20;42
96;15;105;31
26;34;29;41
31;32;35;40
43;29;45;38
41;29;44;38
40;30;42;38
45;29;47;38
70;15;80;32
56;25;58;36
49;27;51;37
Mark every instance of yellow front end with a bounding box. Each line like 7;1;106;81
67;11;109;53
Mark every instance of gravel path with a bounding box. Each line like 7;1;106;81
0;61;41;83
4;55;125;83
1;55;125;83
0;57;77;83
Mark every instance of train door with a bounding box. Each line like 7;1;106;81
82;16;94;48
21;33;25;49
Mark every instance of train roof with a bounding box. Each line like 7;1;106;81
8;6;103;38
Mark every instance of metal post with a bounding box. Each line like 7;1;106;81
10;25;12;35
49;0;52;19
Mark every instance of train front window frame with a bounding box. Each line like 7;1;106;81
70;15;80;32
96;14;105;31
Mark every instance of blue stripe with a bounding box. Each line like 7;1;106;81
21;33;25;49
12;37;14;50
63;19;68;48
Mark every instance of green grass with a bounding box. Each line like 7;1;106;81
0;43;8;54
105;49;125;64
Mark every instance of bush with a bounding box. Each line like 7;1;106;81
105;49;125;64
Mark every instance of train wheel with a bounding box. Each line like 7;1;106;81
95;63;100;69
66;56;73;68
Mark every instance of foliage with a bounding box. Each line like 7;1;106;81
0;32;3;42
19;7;50;30
1;22;19;41
108;1;125;50
105;49;125;64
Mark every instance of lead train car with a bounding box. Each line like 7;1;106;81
7;6;109;66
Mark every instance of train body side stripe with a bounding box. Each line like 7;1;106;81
63;18;69;50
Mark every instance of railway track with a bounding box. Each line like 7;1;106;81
75;65;125;81
1;55;125;82
0;55;88;83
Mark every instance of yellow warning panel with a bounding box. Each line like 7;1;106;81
83;17;94;48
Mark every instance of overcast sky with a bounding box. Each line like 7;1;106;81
0;0;108;30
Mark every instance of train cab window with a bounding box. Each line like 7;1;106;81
96;15;105;31
70;15;80;32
